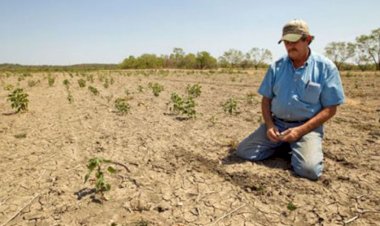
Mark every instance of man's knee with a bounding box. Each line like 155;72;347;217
235;142;274;161
235;143;255;160
293;161;323;180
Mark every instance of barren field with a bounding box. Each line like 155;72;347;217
0;70;379;226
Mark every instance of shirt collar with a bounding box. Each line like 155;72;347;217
286;48;313;68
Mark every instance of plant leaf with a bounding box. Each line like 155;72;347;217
107;166;116;174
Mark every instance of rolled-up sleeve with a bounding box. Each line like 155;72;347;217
320;65;345;107
258;66;275;99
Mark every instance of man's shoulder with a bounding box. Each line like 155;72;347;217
310;51;336;68
272;55;289;68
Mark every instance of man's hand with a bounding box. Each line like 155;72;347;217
267;126;281;142
278;127;303;142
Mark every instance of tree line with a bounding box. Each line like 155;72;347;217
324;28;380;71
119;47;272;70
1;27;378;72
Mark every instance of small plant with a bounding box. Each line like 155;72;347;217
169;92;196;118
78;78;86;88
7;88;29;113
84;157;116;200
133;219;149;226
4;84;14;91
27;80;39;87
14;133;27;139
137;85;144;93
208;115;217;126
48;75;55;86
186;83;202;98
67;93;74;103
63;79;70;89
246;92;257;105
223;97;238;115
88;86;99;95
84;157;130;201
86;74;94;83
148;82;164;97
287;202;297;211
227;138;239;152
103;78;109;88
114;97;131;115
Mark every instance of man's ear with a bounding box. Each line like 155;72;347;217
306;35;314;44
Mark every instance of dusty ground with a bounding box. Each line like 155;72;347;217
0;69;379;226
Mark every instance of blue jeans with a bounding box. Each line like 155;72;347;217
236;118;324;180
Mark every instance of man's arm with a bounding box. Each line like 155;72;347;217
262;96;281;142
280;105;338;142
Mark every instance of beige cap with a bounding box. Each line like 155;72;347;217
278;19;312;44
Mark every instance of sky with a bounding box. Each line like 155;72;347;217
0;0;379;65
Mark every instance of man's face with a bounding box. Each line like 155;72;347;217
284;39;309;61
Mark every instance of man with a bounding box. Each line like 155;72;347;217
236;19;345;180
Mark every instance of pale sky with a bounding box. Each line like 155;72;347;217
0;0;379;65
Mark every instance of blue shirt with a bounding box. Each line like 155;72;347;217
258;51;345;121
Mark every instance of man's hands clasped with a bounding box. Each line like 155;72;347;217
267;126;302;143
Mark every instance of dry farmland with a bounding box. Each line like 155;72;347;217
0;70;379;226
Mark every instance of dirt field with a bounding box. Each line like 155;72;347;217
0;70;379;226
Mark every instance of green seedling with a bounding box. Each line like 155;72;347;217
4;84;14;91
137;85;144;93
86;74;94;83
246;92;257;105
223;97;238;115
67;93;74;103
27;80;39;87
84;157;130;201
63;79;70;89
114;97;131;115
84;157;116;200
78;78;86;88
14;133;27;139
186;83;202;98
134;219;149;226
7;88;29;113
148;82;164;97
103;78;109;88
169;92;196;118
88;86;99;95
287;202;297;211
48;75;55;86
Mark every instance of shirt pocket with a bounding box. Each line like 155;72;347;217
300;81;321;104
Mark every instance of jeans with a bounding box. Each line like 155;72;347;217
236;118;324;180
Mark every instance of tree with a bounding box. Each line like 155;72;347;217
120;56;137;69
247;48;272;70
196;51;217;69
136;54;164;69
324;42;355;70
169;48;186;68
355;28;380;70
183;53;197;69
218;49;245;68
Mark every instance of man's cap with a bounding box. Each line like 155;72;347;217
278;19;313;44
